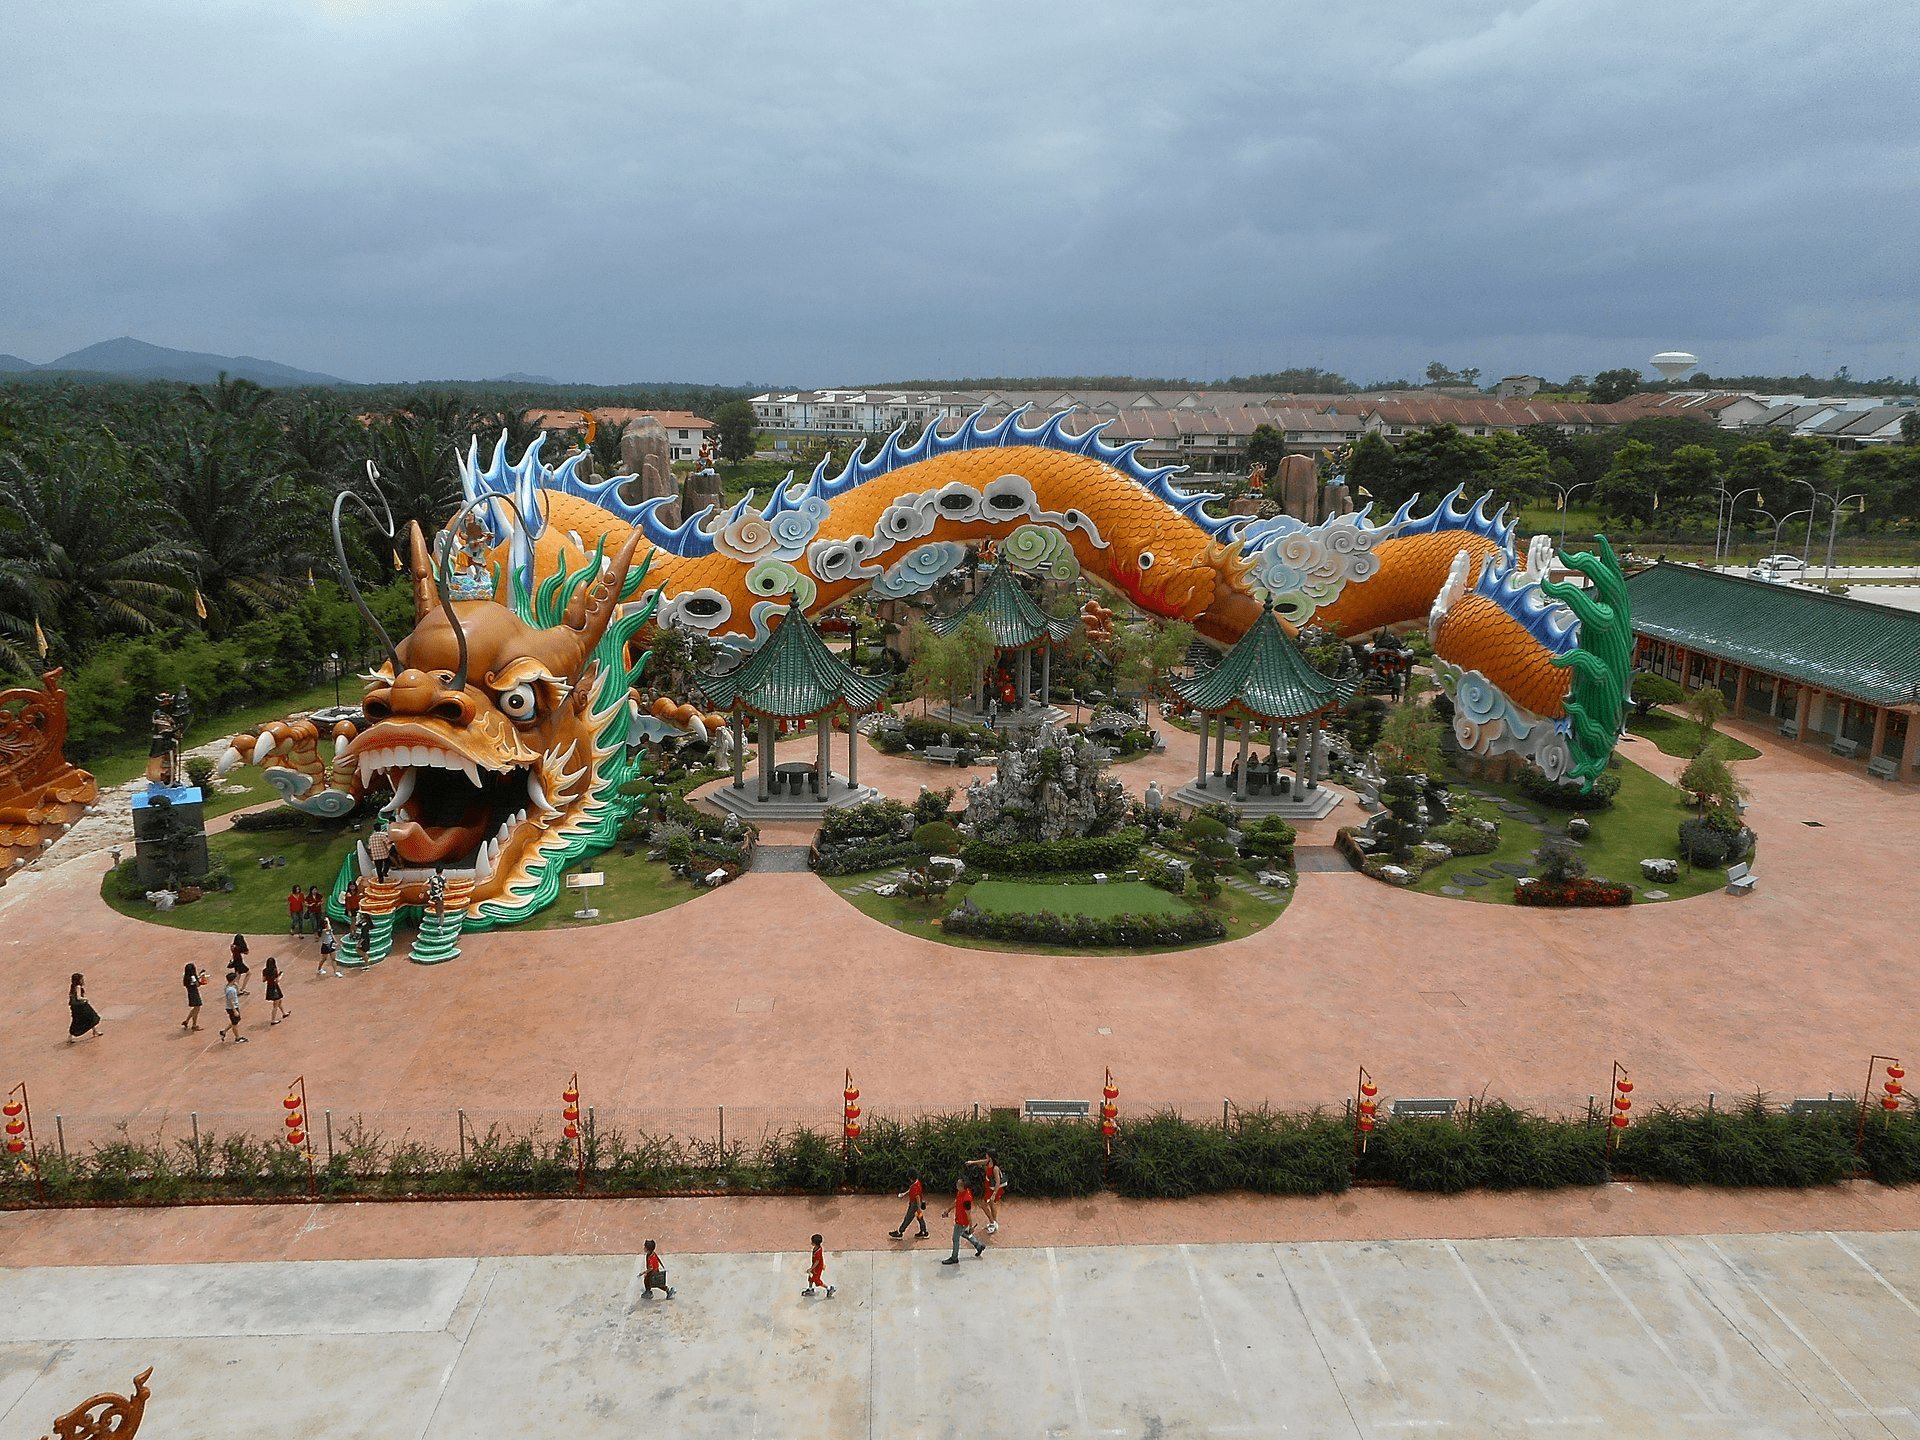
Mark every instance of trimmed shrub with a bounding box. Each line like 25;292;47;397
1110;1110;1236;1198
1617;1096;1860;1187
941;902;1226;947
1426;820;1497;857
230;806;313;832
958;828;1145;875
1678;818;1752;867
819;799;909;843
1631;672;1685;716
1517;766;1621;810
1231;1108;1354;1195
773;1127;844;1194
1860;1105;1920;1185
814;838;924;876
913;821;962;854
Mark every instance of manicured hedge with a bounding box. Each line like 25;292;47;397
941;903;1225;947
815;838;925;876
959;828;1145;875
1517;767;1621;811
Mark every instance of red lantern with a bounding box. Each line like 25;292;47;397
1610;1114;1629;1129
1101;1119;1117;1138
5;1140;21;1154
844;1085;860;1103
1613;1096;1631;1112
563;1086;579;1104
1360;1081;1378;1098
1886;1081;1904;1097
844;1104;860;1120
1888;1065;1906;1081
3;1119;22;1137
1614;1079;1633;1095
1101;1102;1118;1121
1103;1084;1119;1102
284;1093;301;1111
564;1106;580;1122
2;1100;22;1117
286;1129;305;1147
1883;1096;1902;1112
285;1111;302;1128
564;1123;579;1139
845;1121;861;1139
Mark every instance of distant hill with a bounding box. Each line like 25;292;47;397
490;372;559;385
17;337;346;387
0;354;35;373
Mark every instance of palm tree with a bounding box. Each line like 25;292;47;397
368;407;462;539
0;438;194;669
184;370;274;418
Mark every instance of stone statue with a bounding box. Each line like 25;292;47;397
1144;780;1163;815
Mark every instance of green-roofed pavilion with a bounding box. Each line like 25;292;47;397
927;564;1078;723
1625;563;1920;779
699;600;896;810
1168;604;1358;814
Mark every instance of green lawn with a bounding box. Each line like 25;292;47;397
832;867;1286;953
1625;711;1760;762
99;817;709;935
1407;751;1732;905
968;878;1188;919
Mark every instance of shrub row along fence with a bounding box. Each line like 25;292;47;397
4;1094;1916;1206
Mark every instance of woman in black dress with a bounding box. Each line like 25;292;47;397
229;934;251;994
68;973;102;1043
265;957;290;1025
181;963;205;1032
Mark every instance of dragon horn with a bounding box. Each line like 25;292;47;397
563;528;645;654
408;521;438;622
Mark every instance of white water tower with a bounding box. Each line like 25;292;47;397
1651;351;1699;383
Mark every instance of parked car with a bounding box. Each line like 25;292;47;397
1756;554;1807;572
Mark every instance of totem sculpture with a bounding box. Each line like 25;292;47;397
219;407;1630;927
37;1365;151;1440
0;671;99;883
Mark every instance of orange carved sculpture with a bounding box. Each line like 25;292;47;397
1;671;99;882
39;1365;152;1440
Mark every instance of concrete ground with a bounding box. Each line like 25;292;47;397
5;1229;1920;1439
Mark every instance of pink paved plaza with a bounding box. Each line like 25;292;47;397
3;709;1913;1172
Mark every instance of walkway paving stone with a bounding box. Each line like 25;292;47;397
1450;873;1488;886
1489;861;1531;876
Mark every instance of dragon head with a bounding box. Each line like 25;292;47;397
338;522;653;924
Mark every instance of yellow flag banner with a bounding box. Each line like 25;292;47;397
194;588;208;619
34;618;48;657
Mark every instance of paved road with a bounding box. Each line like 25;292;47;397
4;1231;1919;1438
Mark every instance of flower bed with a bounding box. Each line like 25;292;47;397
1513;877;1634;907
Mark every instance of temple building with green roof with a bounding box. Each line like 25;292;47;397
698;599;896;816
1625;563;1920;780
927;564;1079;726
1166;603;1360;819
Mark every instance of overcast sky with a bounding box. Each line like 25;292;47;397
2;0;1913;387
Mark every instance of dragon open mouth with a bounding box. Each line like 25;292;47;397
354;743;545;884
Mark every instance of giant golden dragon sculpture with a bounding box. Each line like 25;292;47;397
220;410;1630;928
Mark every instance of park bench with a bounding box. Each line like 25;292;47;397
1829;736;1860;759
1867;755;1899;781
1024;1099;1091;1121
922;746;962;766
1725;860;1757;896
1783;1096;1856;1118
1778;719;1799;740
1391;1098;1458;1119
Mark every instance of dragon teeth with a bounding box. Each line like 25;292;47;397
526;772;555;815
474;843;493;884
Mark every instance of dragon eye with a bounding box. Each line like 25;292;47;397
499;683;538;721
1138;551;1155;570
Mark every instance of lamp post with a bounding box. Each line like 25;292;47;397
1712;486;1762;566
329;651;341;709
1822;492;1865;579
1788;478;1821;568
1550;482;1593;553
1769;508;1810;563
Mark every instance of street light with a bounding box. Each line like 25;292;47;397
1788;478;1821;568
1711;486;1762;565
1769;507;1810;561
329;651;341;709
1822;492;1866;578
1550;482;1594;552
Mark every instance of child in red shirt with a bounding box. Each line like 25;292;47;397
642;1239;674;1299
286;886;304;936
889;1174;929;1240
803;1234;835;1298
942;1176;986;1264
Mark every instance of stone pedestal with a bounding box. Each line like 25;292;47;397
1172;778;1345;821
131;784;210;886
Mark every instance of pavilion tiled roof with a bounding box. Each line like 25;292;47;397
928;566;1077;650
1625;563;1920;707
1167;606;1354;722
698;602;894;719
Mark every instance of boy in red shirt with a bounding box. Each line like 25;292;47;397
803;1234;835;1298
889;1173;929;1240
942;1175;986;1264
642;1239;674;1299
286;885;304;936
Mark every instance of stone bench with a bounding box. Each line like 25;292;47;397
1024;1099;1091;1121
1725;860;1757;896
1868;755;1899;781
1783;1096;1855;1118
922;746;962;766
1829;736;1860;759
1778;719;1800;740
1391;1098;1458;1119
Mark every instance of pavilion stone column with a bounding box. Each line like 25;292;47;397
1795;687;1814;744
1268;722;1281;767
1235;717;1250;799
1213;719;1227;777
816;712;831;793
1016;646;1030;709
1902;711;1920;781
1870;705;1889;762
1195;713;1211;790
1040;641;1051;707
1306;717;1321;783
1295;721;1310;790
731;710;746;789
1734;667;1749;716
847;711;861;790
757;716;773;801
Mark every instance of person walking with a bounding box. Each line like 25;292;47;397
317;921;337;977
67;973;102;1043
802;1234;835;1298
367;822;393;882
941;1175;985;1264
220;973;248;1043
354;911;374;963
967;1149;1009;1234
425;866;447;924
265;957;290;1024
228;934;251;995
181;963;206;1032
642;1240;675;1299
342;876;362;934
286;884;305;937
303;885;324;936
889;1173;929;1240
